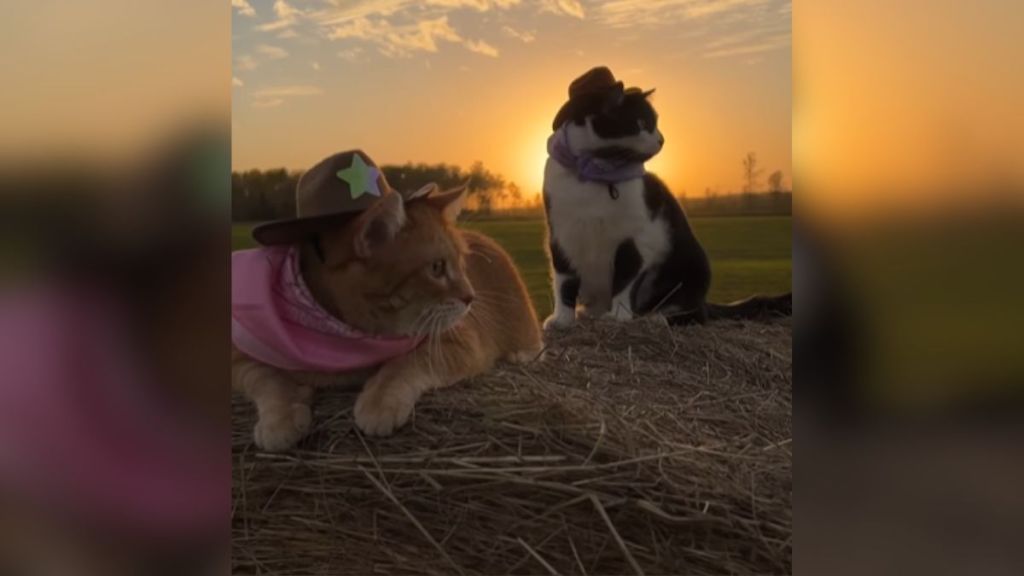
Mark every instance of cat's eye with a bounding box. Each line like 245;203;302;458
637;119;648;130
431;259;447;278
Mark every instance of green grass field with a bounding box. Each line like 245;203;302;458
233;215;791;319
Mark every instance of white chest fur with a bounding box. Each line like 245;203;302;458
544;159;670;306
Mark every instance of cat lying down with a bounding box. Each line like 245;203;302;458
232;182;542;450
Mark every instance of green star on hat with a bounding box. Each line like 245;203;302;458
251;149;395;246
336;154;381;200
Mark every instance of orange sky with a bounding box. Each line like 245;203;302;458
796;0;1024;219
231;1;792;197
5;1;1018;218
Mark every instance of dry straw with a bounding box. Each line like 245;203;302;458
233;317;792;575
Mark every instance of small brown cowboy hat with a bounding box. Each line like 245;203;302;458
252;149;393;246
551;66;625;130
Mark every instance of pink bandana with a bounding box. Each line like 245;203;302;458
232;246;424;371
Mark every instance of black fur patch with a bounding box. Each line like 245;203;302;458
630;175;712;317
549;240;574;274
612;239;643;296
590;91;658;139
561;90;658;139
559;276;581;307
642;173;670;219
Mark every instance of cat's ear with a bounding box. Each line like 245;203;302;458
643;88;656;98
352;190;405;259
427;183;468;223
407;182;438;201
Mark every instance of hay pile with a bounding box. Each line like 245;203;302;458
232;317;792;575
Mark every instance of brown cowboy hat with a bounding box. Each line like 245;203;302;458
252;149;394;246
551;66;625;130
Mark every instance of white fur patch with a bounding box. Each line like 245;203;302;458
544;158;671;309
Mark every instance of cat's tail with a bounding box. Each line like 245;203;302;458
662;292;792;325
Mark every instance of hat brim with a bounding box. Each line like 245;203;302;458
552;99;576;131
251;211;361;246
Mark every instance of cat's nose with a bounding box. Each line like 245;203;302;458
460;293;474;306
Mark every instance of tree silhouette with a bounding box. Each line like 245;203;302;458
233;161;520;221
742;152;763;194
768;170;784;195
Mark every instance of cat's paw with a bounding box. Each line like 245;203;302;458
253;403;312;452
354;384;416;436
543;311;575;331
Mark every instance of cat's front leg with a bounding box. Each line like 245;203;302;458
355;328;487;436
543;240;580;330
544;271;580;330
233;357;314;451
603;239;644;321
353;368;433;437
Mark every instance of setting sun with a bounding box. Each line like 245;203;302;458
231;1;790;200
520;121;554;196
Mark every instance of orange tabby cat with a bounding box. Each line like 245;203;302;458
233;184;542;449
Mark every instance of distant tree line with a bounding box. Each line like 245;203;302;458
674;151;790;216
232;161;530;222
678;191;792;217
233;156;792;222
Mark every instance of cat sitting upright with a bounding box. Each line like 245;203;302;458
542;66;712;328
232;150;541;449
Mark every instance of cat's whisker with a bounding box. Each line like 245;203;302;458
471;289;529;306
430;309;450;371
428;314;446;378
426;311;444;376
412;307;443;375
465;305;502;327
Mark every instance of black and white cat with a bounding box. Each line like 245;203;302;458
542;67;789;329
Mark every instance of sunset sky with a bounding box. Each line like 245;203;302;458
232;0;791;196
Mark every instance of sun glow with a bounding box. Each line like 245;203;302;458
518;119;554;197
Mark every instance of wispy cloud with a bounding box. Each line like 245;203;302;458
252;98;284;109
464;39;499;57
539;0;585;19
502;25;535;43
246;0;785;67
338;47;364;61
250;85;323;109
252;85;324;98
232;0;256;18
425;0;522;9
256;0;303;32
596;0;780;28
273;0;586;61
328;16;458;56
311;61;321;71
703;32;789;58
235;54;258;71
313;0;521;26
233;76;244;87
328;15;496;58
255;44;289;60
312;1;412;27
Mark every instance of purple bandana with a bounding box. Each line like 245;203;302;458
547;124;647;183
